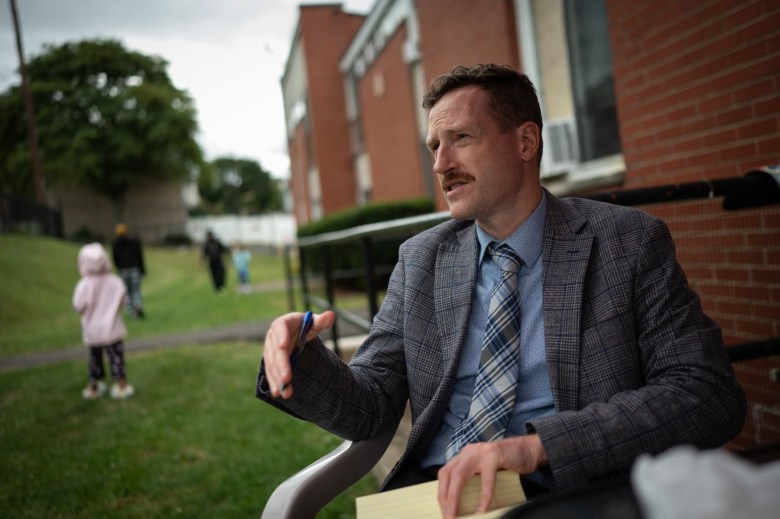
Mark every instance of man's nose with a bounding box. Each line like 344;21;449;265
433;145;454;175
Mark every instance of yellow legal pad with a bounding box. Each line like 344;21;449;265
356;470;526;518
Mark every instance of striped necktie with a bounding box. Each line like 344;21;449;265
446;242;523;459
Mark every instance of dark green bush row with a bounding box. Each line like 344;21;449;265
297;198;434;237
297;198;434;290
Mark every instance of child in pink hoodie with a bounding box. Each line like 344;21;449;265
73;243;135;400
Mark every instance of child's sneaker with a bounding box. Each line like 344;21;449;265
82;386;99;399
110;383;135;400
82;381;107;399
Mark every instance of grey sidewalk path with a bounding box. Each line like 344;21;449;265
0;314;371;371
0;278;372;371
0;320;273;371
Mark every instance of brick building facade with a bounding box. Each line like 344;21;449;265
606;0;780;449
282;0;779;448
282;5;364;224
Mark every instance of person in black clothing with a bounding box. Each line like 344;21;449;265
202;231;228;292
111;223;146;319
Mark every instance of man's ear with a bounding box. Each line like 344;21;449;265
517;122;541;163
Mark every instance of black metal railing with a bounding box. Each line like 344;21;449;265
284;212;450;353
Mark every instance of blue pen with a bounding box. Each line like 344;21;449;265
290;311;314;368
281;311;313;392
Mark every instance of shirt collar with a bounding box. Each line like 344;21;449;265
476;194;546;268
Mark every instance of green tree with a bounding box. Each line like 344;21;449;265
197;156;283;214
0;38;203;208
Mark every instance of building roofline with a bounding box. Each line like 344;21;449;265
339;0;395;73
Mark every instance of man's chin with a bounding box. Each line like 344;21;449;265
447;205;473;221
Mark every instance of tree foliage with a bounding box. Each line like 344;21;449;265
0;39;203;201
196;156;283;214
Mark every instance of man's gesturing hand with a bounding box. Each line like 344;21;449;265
262;310;335;399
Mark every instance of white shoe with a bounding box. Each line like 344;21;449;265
82;381;107;399
110;383;135;400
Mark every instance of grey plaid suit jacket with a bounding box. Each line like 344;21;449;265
256;190;746;491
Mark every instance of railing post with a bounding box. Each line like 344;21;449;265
299;245;310;310
284;244;295;312
322;245;340;356
361;236;379;320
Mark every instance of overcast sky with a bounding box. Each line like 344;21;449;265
0;0;374;179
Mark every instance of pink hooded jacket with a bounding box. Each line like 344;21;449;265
72;243;128;347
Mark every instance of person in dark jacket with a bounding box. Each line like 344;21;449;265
202;230;228;292
111;223;146;319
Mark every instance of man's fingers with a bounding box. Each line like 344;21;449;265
264;311;337;398
309;310;336;339
437;463;470;519
476;467;497;514
437;467;450;516
263;314;298;397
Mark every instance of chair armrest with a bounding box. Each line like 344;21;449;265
261;426;397;519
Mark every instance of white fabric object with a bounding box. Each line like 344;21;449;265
632;446;780;519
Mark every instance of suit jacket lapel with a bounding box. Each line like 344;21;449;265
542;192;593;411
435;224;478;367
402;224;476;458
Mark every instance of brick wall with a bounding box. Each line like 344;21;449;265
607;0;779;186
607;0;780;449
359;23;428;202
416;0;519;83
287;122;311;225
298;6;364;217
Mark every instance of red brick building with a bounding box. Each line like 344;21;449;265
281;5;364;224
282;0;779;448
606;0;780;449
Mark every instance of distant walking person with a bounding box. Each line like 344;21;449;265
203;231;228;292
232;243;253;293
112;223;146;319
73;243;135;400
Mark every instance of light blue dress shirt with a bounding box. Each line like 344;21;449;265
420;195;556;473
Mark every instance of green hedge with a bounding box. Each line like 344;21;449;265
297;198;434;290
296;197;434;237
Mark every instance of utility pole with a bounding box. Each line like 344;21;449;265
9;0;47;204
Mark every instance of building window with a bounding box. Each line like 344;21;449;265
564;0;621;162
307;166;322;220
519;0;624;189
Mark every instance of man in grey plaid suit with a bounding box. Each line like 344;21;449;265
257;64;745;517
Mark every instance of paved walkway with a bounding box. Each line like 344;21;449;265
0;276;374;371
0;303;370;372
0;320;273;371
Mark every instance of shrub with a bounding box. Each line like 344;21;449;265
162;233;193;246
296;198;434;290
296;198;433;237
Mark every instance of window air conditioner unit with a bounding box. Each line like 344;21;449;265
542;118;578;177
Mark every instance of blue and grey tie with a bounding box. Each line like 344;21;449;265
446;242;523;460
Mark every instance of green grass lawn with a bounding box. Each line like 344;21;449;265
0;233;379;518
0;342;377;518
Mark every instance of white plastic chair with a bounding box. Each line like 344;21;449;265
261;426;396;519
